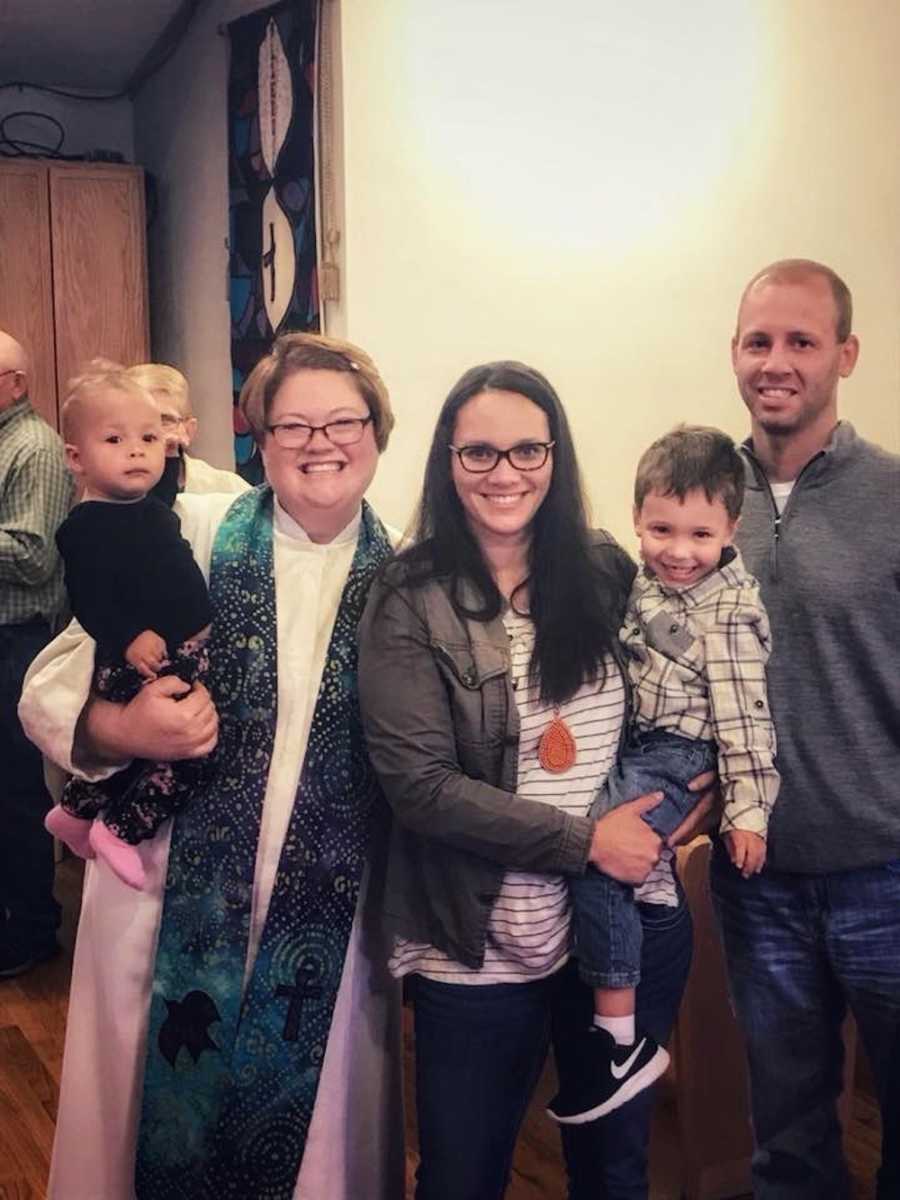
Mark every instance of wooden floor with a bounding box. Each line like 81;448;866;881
0;858;84;1200
0;858;884;1199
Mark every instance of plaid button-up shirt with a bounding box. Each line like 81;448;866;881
0;398;73;625
622;547;779;836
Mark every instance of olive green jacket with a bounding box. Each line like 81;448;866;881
357;535;635;969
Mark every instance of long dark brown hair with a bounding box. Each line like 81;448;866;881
390;361;630;704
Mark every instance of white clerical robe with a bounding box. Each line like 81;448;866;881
19;492;404;1200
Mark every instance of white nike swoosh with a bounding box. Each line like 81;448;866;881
610;1038;646;1080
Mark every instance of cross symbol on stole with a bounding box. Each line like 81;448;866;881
275;960;322;1042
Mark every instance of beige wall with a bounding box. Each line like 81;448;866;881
341;0;900;544
136;0;900;545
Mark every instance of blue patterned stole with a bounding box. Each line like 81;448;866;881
135;486;393;1200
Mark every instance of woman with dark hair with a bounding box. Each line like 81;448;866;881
358;361;713;1200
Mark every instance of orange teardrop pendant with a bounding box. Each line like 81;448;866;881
538;710;577;774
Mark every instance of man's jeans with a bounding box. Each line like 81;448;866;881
411;899;692;1200
710;841;900;1199
570;729;716;987
0;618;60;949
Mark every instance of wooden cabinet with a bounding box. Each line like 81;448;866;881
0;160;148;429
0;162;57;426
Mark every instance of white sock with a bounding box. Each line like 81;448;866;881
593;1014;635;1046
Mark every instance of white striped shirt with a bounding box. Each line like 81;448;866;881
390;610;675;984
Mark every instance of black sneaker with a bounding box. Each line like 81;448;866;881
547;1027;670;1124
0;933;60;980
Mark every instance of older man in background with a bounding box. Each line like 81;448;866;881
126;363;249;497
0;329;73;977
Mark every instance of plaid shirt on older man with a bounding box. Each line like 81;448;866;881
622;546;779;836
0;398;73;626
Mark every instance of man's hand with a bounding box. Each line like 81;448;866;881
588;792;664;885
125;629;168;679
723;829;767;878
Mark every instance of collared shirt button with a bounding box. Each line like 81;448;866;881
754;699;765;709
669;623;679;634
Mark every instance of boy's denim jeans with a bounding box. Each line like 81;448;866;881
569;728;716;988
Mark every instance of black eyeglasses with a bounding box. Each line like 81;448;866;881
449;441;555;473
267;415;373;449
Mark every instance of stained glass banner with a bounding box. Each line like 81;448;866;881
228;0;320;482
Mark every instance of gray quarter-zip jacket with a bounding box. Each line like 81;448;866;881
737;421;900;873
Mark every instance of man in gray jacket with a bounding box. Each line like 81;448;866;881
710;259;900;1198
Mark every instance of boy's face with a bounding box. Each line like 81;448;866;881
66;388;166;501
634;488;737;589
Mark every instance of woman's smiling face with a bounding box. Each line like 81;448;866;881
260;368;378;541
450;389;553;550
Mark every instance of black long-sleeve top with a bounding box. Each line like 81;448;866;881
56;497;211;658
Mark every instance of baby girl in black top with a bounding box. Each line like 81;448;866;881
44;365;212;890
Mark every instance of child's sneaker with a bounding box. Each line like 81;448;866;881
547;1027;670;1124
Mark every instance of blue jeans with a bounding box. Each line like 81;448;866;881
570;729;716;987
0;618;60;949
411;898;692;1200
710;841;900;1199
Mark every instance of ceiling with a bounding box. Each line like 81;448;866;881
0;0;190;93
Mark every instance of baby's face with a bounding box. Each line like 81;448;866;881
634;488;737;589
67;388;166;501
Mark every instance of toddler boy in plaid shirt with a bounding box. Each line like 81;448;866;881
549;425;779;1126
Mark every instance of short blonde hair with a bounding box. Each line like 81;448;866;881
239;332;394;451
61;359;157;442
126;363;191;416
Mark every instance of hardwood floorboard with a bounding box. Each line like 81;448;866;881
0;1027;57;1127
0;859;885;1199
0;1055;55;1161
0;1184;41;1200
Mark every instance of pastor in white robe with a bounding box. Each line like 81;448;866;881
19;491;404;1200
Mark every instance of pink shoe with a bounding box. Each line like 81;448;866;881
88;821;146;890
45;806;96;861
